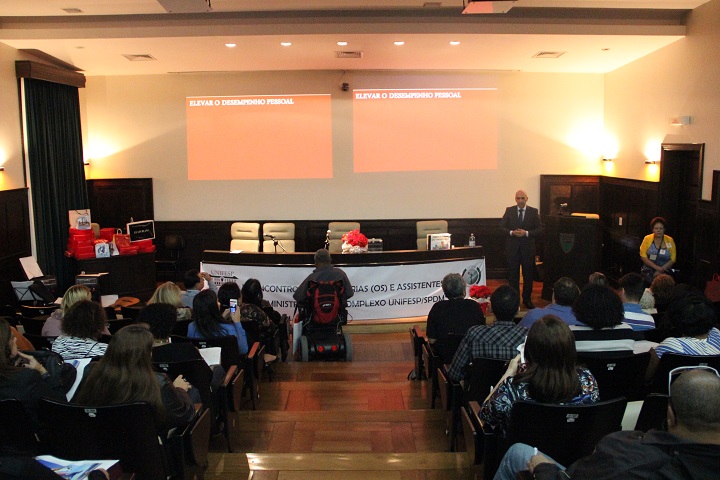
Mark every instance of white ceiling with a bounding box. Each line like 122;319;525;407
0;0;710;76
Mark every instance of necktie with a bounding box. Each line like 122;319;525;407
519;208;524;223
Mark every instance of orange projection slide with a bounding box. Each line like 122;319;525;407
186;94;332;180
353;88;498;172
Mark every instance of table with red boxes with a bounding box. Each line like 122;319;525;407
67;227;157;299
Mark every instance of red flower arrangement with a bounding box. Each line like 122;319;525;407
469;285;491;299
342;230;368;248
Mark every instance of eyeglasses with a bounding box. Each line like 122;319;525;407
668;365;720;394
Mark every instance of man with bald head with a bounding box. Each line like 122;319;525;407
500;190;542;309
494;368;720;479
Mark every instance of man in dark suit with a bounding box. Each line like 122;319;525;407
500;190;542;309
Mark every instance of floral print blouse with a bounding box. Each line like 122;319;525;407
479;367;599;438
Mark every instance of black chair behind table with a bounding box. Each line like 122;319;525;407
104;305;118;320
409;325;426;380
635;393;669;432
22;333;54;351
120;305;143;320
464;357;508;404
107;317;137;335
461;400;484;480
648;353;720;394
171;335;264;410
19;304;59;318
438;367;463;452
155;234;186;281
482;397;628;479
152;357;238;453
422;341;440;408
577;351;651;401
173;318;191;337
39;398;192;480
18;316;46;336
0;399;41;456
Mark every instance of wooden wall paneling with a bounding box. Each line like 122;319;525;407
694;170;720;286
599;177;659;281
0;189;32;305
86;178;154;231
539;175;600;217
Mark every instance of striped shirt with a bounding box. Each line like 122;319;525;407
655;328;720;358
623;303;655;331
570;323;636;353
51;336;107;360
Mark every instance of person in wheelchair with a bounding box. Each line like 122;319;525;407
293;249;354;361
294;249;354;322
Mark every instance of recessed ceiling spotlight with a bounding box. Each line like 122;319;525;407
450;41;461;46
281;42;292;47
337;41;348;46
225;43;236;48
394;41;405;46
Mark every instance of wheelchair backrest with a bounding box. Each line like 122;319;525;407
307;280;344;324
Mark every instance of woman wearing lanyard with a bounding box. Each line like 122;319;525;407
640;217;677;285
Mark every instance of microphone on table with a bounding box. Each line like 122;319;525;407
264;234;276;240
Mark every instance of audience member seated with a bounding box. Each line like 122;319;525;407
188;290;249;355
148;281;192;321
619;273;655;331
479;316;599;438
587;271;609;287
181;269;218;308
51;300;108;360
0;318;66;433
518;277;581;329
293;249;354;314
240;279;280;358
493;368;720;480
42;285;110;338
74;325;196;433
570;285;636;353
426;273;485;363
639;273;676;313
140;304;208;404
447;285;527;383
645;291;720;382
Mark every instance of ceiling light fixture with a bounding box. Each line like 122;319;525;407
225;43;236;48
281;42;292;47
450;41;461;46
337;41;348;46
394;41;405;46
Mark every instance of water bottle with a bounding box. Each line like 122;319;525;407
469;233;476;247
324;230;331;250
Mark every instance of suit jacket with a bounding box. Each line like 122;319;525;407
500;205;542;257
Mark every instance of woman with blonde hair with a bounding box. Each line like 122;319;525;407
42;285;110;338
148;281;192;320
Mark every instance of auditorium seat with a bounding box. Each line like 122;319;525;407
327;222;360;253
416;220;448;250
262;222;296;252
230;222;260;252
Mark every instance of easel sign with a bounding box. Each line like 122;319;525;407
127;220;155;242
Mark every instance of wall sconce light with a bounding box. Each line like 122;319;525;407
83;159;90;166
645;159;659;165
670;115;691;126
602;157;613;162
0;166;5;171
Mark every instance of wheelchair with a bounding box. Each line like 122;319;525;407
295;279;352;362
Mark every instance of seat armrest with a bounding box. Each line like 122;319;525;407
223;365;238;387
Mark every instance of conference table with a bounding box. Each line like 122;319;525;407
201;247;486;321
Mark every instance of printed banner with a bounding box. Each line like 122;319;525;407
201;257;485;321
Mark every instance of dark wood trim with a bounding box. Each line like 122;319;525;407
15;60;86;88
0;188;32;305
